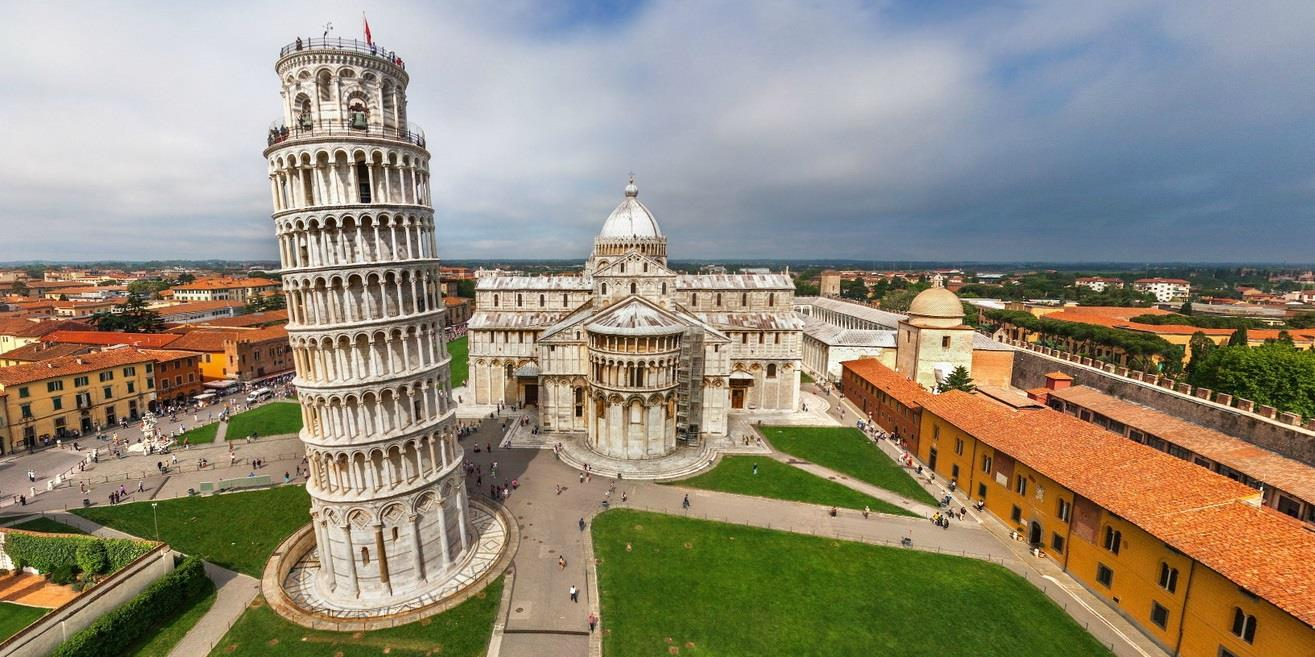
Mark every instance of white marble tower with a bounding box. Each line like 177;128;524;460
265;37;476;607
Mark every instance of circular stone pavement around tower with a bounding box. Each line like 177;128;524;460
260;497;519;631
551;433;715;480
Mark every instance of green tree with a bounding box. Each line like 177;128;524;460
1227;326;1249;347
878;288;920;312
456;279;476;298
126;279;172;299
9;280;27;295
937;366;976;393
1185;331;1217;376
75;540;109;576
244;293;287;313
1178;301;1193;315
839;278;869;301
1288;312;1315;329
92;294;165;333
1188;343;1315;417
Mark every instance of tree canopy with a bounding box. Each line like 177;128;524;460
937;366;976;393
91;294;165;333
1188;343;1315;417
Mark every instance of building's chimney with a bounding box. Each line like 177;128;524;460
1044;371;1074;391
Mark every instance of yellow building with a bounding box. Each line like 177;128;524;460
918;391;1315;657
0;349;157;453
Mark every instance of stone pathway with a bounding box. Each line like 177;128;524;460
758;451;941;517
165;562;260;657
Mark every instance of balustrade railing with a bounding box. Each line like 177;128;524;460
268;118;426;148
279;37;405;68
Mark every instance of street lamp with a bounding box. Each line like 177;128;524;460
151;502;159;541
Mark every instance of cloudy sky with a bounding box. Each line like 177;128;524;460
2;1;1313;263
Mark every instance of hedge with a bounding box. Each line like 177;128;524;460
50;556;212;657
4;533;151;575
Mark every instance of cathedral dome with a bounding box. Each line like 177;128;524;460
599;177;662;239
907;287;964;326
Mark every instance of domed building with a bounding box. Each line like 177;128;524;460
894;285;975;389
468;178;802;459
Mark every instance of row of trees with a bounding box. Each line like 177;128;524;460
985;309;1185;372
1186;336;1315;418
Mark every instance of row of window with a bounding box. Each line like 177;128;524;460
18;383;146;418
953;423;1268;653
16;365;149;398
1095;562;1256;644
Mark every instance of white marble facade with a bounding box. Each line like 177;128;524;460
468;179;803;459
266;39;476;607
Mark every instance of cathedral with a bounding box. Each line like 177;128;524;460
467;178;803;459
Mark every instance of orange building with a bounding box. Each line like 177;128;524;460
165;326;292;383
140;349;205;405
916;390;1315;657
840;358;932;452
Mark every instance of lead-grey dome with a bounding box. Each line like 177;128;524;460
599;177;662;239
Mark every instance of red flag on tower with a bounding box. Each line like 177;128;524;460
363;13;373;46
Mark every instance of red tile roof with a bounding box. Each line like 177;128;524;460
165;326;288;353
0;349;157;386
42;330;181;348
191;309;288;327
1049;385;1315;504
0;342;94;362
921;391;1315;628
0;319;95;338
841;358;933;408
169;277;280;291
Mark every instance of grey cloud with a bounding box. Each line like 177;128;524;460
0;1;1312;263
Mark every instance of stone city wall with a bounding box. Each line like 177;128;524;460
1007;341;1315;466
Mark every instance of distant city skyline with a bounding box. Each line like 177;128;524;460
2;1;1313;262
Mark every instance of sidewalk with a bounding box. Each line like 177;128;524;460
165;562;259;657
760;451;940;517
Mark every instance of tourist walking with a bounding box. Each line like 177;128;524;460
569;584;578;603
588;612;598;632
682;494;690;509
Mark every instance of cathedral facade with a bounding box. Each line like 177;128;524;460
467;179;803;459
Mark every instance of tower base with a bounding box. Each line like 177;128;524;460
262;497;517;631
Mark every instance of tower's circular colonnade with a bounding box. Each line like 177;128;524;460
259;37;511;627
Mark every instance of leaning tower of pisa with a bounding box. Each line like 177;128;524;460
264;37;480;609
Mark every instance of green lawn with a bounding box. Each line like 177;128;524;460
74;486;311;577
8;516;87;534
675;456;917;517
209;579;502;657
448;335;468;387
225;402;303;439
593;510;1112;657
800;371;815;384
128;587;217;657
761;425;937;506
0;602;45;641
178;422;219;445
